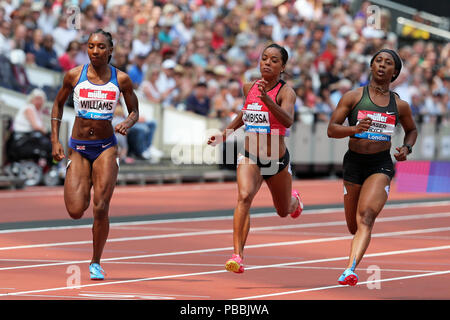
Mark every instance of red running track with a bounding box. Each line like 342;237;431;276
0;179;449;300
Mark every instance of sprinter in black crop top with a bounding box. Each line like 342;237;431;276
327;49;417;286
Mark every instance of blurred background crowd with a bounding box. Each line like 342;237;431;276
0;0;449;153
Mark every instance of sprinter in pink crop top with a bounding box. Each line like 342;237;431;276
208;43;304;274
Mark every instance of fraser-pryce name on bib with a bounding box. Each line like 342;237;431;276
354;110;396;141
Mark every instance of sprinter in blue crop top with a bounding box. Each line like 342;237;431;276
50;29;139;280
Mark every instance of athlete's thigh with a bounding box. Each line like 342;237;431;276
357;173;391;220
265;166;292;213
92;146;119;204
343;180;362;234
236;156;264;201
64;149;93;211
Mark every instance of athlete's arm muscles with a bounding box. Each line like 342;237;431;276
116;71;139;136
327;89;370;139
50;66;80;161
272;85;296;128
394;98;418;161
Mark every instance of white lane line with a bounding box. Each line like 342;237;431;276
1;212;449;251
100;261;440;273
0;226;449;272
234;269;450;300
1;200;450;235
0;244;449;298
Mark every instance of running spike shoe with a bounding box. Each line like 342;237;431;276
89;263;106;280
290;190;303;218
338;268;358;286
225;254;244;274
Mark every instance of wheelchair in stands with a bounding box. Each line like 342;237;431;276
2;116;61;187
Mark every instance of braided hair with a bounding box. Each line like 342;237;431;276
264;43;289;65
89;29;114;63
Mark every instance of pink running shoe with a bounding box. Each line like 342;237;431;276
290;190;303;218
225;254;244;273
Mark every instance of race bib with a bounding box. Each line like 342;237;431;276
243;104;271;133
354;110;396;141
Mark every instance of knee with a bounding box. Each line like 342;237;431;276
93;200;109;220
237;191;254;207
359;208;377;229
66;201;88;220
67;207;85;220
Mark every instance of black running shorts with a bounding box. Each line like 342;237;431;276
343;149;395;185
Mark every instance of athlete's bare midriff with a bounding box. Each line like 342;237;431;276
348;137;391;154
72;117;114;140
244;132;286;159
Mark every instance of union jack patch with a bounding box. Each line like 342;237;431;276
76;145;86;151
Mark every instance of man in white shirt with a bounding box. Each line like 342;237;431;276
51;16;78;57
0;20;12;57
37;1;58;35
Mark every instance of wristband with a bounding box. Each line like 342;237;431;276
402;144;412;154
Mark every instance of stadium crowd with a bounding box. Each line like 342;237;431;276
0;0;449;151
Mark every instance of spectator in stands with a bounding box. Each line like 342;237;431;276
127;118;162;163
13;88;48;135
51;16;78;57
185;82;211;116
11;23;26;52
37;1;57;35
110;44;128;72
0;20;12;56
35;34;62;71
155;59;176;107
24;28;43;63
330;78;352;108
169;64;193;110
410;91;424;122
138;66;164;104
315;87;334;121
211;83;231;120
226;80;244;115
8;88;52;162
131;28;152;60
127;54;147;89
226;33;251;65
74;34;90;66
58;40;80;72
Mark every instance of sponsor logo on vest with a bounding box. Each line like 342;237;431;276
87;91;108;99
79;88;117;100
246;102;263;111
367;113;387;122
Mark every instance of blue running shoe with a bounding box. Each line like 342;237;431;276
338;268;358;286
89;263;106;280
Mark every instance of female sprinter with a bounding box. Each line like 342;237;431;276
327;49;417;286
51;29;139;280
208;43;303;273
